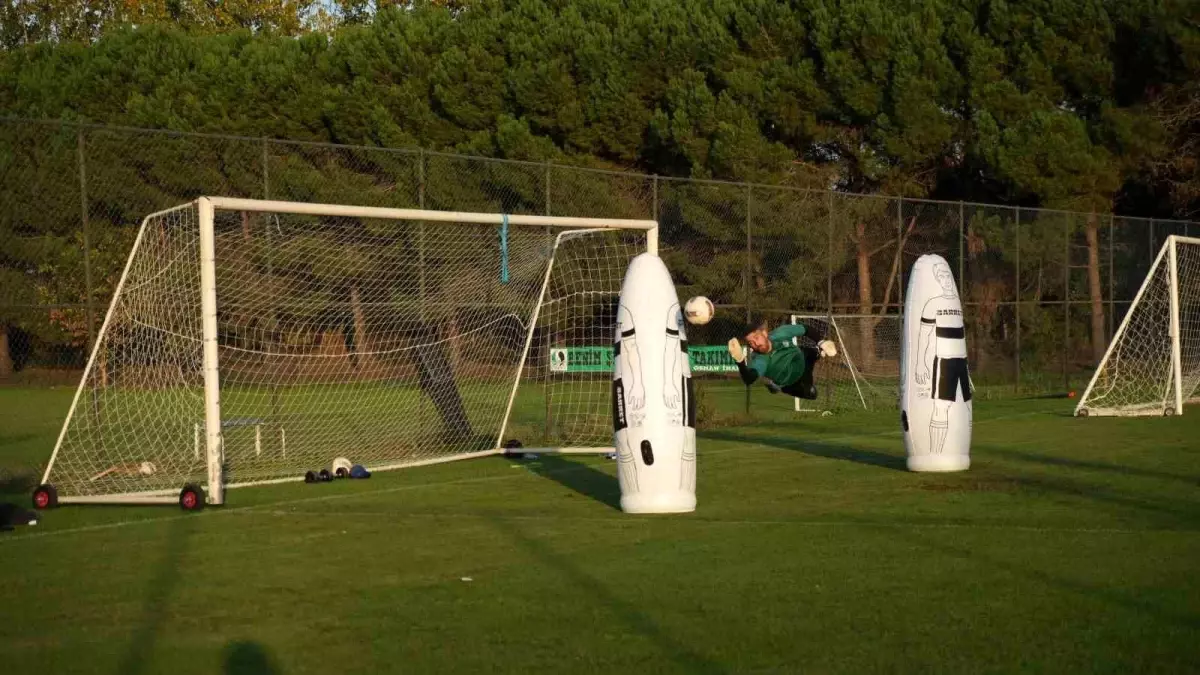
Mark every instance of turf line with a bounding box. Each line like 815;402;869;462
238;509;1200;536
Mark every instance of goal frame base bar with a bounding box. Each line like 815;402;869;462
1076;407;1172;418
60;495;181;505
1077;396;1200;418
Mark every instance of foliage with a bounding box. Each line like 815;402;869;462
1;0;1198;381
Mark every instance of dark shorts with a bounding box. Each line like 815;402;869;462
779;346;820;399
932;356;972;402
738;346;821;400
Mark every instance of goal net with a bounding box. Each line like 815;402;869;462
791;314;902;413
43;198;654;504
1076;235;1200;417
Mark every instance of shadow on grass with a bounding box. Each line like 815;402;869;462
901;528;1200;631
700;428;907;471
988;445;1200;487
519;454;622;511
1012;472;1200;526
224;640;282;675
486;515;728;674
117;512;197;675
0;468;37;498
967;444;1200;526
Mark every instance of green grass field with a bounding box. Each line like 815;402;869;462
2;386;1198;674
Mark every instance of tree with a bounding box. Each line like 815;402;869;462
1;0;317;49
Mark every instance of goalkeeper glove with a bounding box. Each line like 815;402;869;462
817;339;838;358
727;337;747;363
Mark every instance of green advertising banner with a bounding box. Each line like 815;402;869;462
548;346;737;373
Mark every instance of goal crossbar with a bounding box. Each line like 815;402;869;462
204;197;659;238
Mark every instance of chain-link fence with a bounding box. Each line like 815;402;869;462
2;117;1195;397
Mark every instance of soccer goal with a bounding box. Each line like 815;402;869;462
38;197;656;507
790;314;902;414
1076;235;1200;417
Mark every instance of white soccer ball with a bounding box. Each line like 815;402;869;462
684;296;715;325
138;461;156;476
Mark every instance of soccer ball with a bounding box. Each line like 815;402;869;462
684;296;714;325
138;461;156;476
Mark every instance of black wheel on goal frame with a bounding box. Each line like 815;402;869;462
503;439;525;459
1076;408;1089;418
1164;407;1176;417
179;484;206;511
32;484;58;510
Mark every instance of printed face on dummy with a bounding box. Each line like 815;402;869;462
934;264;956;294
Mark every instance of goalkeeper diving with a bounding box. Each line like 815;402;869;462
727;319;838;399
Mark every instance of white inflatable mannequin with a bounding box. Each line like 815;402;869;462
901;254;972;472
613;253;697;513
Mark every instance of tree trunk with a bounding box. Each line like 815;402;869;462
856;222;875;367
0;327;12;379
447;314;461;370
1086;214;1106;364
349;284;371;372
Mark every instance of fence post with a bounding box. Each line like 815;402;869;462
897;196;904;312
959;201;970;371
261;138;270;199
1014;207;1021;394
827;190;834;314
652;175;659;221
261;138;280;424
745;185;753;415
1108;213;1115;339
543;162;553;440
958;201;966;292
1063;220;1070;392
77;128;95;353
418;148;426;316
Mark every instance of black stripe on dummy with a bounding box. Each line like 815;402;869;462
685;376;696;428
666;327;679;337
921;317;936;325
621;328;636;338
936;326;965;339
612;379;627;432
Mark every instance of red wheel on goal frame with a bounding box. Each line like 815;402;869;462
32;484;58;510
179;484;206;511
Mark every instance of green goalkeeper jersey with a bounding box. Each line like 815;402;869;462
747;324;810;387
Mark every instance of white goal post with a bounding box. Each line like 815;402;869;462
41;197;657;506
1076;234;1200;417
790;314;902;414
